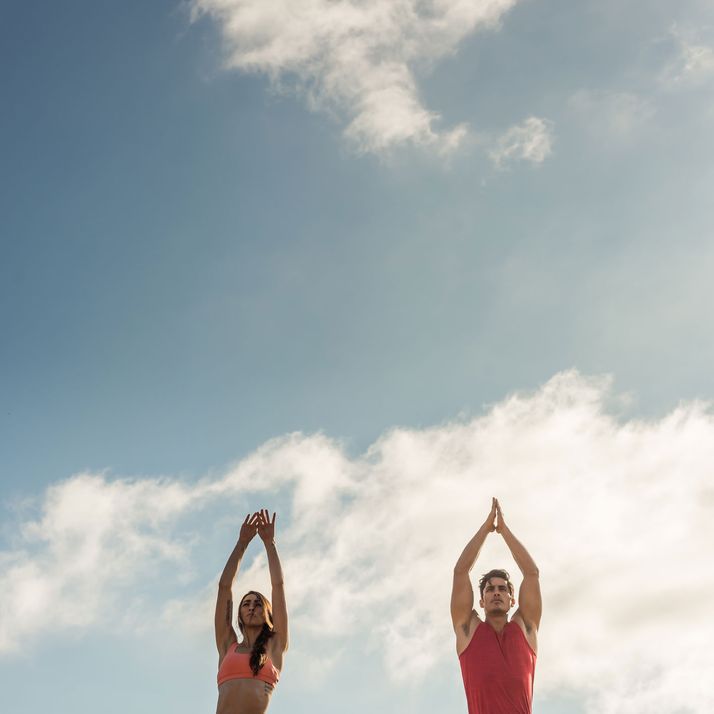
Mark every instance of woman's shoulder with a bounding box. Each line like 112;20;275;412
218;635;238;661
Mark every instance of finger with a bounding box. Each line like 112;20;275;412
271;512;276;525
243;513;251;525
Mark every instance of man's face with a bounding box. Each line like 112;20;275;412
479;577;514;615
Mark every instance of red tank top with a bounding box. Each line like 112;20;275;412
459;620;536;714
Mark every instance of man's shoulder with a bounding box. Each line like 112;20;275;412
509;612;538;655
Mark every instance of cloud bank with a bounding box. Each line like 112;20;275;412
191;0;521;154
3;371;714;712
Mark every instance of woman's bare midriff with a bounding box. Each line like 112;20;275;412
216;678;274;714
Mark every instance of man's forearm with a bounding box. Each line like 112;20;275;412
454;522;492;574
500;526;539;576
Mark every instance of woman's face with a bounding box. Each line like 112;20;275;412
239;594;266;626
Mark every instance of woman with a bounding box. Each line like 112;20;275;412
215;509;288;714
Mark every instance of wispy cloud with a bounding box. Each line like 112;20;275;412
190;0;520;155
567;89;654;141
489;116;554;168
660;25;714;87
2;372;714;712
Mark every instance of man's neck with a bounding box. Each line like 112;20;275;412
485;613;509;633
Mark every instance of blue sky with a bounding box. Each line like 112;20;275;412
2;1;714;713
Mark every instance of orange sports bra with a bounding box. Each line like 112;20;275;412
217;644;280;687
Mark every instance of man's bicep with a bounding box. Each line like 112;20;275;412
451;571;475;631
516;574;542;629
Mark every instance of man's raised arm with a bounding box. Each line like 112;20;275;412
495;499;542;633
451;498;497;634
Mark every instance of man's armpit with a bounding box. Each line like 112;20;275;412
461;612;479;636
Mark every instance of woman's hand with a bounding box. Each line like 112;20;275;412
238;513;259;546
255;509;276;543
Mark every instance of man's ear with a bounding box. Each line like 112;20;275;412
479;598;485;609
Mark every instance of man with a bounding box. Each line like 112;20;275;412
451;498;541;714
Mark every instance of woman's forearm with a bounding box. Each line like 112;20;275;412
263;539;284;586
219;539;250;589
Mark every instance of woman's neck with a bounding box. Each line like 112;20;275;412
240;625;262;647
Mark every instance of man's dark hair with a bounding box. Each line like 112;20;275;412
478;569;514;597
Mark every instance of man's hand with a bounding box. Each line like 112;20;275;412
495;498;507;534
485;497;498;532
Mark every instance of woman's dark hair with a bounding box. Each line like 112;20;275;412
478;569;514;597
237;591;275;676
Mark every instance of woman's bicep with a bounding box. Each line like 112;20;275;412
271;583;289;650
214;584;235;652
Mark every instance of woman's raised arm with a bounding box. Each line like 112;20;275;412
256;510;289;653
214;514;258;656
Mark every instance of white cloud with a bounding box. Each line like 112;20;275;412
190;0;520;154
2;371;714;712
0;472;198;651
489;116;554;168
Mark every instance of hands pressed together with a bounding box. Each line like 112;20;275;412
485;497;507;534
238;509;277;546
